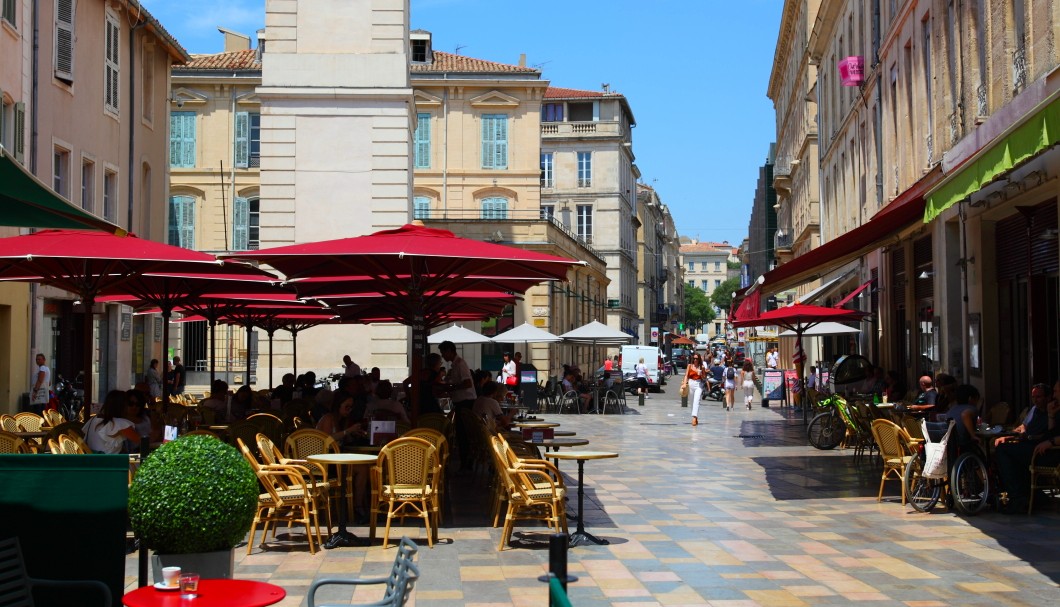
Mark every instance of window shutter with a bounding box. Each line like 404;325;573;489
104;17;120;112
54;0;74;81
2;0;15;24
169;112;180;166
167;197;181;246
180;197;195;249
494;115;508;169
414;113;430;168
234;111;249;168
13;101;25;163
481;115;495;168
232;196;249;251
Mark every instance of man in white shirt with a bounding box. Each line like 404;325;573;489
766;348;779;369
30;353;51;414
439;340;477;469
342;354;361;377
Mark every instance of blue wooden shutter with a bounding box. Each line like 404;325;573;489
413;196;430;220
13;101;25;163
170;113;195;168
168;196;195;248
494;115;508;169
481;115;495;168
235;111;249;168
414;113;430;168
232;196;249;251
481;197;508;219
167;196;182;245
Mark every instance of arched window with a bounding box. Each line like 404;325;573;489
168;195;195;248
413;196;431;220
481;196;508;220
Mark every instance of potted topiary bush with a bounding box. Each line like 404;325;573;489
129;435;258;582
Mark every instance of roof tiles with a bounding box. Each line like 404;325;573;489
411;51;539;74
177;49;260;71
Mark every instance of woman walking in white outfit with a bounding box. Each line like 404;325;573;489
739;360;757;410
682;353;708;426
722;359;737;410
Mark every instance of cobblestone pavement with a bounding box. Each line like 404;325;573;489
125;387;1060;606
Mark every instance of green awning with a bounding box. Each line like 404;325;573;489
0;148;126;234
925;95;1060;223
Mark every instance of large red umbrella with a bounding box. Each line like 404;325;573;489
0;230;266;407
731;304;866;421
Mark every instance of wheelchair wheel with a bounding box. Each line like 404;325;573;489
807;411;844;450
903;453;940;512
950;451;989;515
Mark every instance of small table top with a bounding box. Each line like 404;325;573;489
512;421;561;429
549;450;619;461
307;453;378;465
123;579;286;607
13;431;49;439
874;403;896;409
527;437;589;448
553;431;577;437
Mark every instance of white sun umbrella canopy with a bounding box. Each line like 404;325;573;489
778;321;862;337
492;322;562;344
559;320;633;344
426;324;493;344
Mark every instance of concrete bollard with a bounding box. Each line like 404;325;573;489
638;392;645;407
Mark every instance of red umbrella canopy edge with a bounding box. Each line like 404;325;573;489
222;224;585;282
730;304;866;332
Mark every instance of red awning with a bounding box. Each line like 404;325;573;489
757;167;941;295
832;278;875;307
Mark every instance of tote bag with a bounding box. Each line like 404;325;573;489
921;419;954;479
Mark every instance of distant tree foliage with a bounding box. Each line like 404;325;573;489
685;286;716;330
710;277;742;314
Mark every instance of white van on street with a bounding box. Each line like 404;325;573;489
619;345;664;392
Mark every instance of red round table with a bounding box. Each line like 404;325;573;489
123;579;285;607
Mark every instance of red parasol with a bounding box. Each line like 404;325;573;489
0;230;268;406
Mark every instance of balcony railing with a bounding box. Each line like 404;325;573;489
540;120;622;138
774;231;793;250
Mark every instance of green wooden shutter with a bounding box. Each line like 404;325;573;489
481;115;495;168
180;197;195;248
414;113;430;168
234;111;249;168
167;196;181;245
494;115;508;169
54;0;74;81
13;101;25;163
232;196;249;251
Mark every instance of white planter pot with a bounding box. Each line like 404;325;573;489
151;550;234;583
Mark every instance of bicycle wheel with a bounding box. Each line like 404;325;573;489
951;451;989;515
807;411;844;450
903;453;940;512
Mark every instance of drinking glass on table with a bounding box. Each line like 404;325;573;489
179;572;199;598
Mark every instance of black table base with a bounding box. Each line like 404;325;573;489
567;459;609;548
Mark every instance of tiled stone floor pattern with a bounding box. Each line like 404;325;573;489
125;391;1060;606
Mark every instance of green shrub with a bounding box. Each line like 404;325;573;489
129;435;258;554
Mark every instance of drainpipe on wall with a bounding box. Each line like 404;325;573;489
128;17;147;232
872;0;883;208
442;74;448;216
29;0;40;365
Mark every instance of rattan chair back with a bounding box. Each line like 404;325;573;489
41;409;64;427
247;413;285;446
13;412;44;432
58;434;87;454
871;419;916;503
0;431;31;454
284;429;339;459
0;415;19;432
370;437;438;548
415;413;449;433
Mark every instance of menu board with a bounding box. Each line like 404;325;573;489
762;369;786;401
784;369;801;393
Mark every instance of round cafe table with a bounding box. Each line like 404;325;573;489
512;421;560;429
307;453;377;549
526;437;589;452
123;579;285;607
549;451;618;548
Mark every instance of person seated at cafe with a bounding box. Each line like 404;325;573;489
942;384;981;451
562;370;593;413
199;379;230;422
298;371;319;399
403;352;446;415
473;369;493;396
272;373;296;405
83;390;141;454
995;383;1052;447
126;388;160;446
366;380;409;423
908;375;938;414
473;381;511;430
230;384;253;421
601;371;616;391
934;373;958;414
867;366;887;396
316;396;370;521
996;379;1060;513
883;370;905;403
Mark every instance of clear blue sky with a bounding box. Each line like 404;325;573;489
142;0;782;247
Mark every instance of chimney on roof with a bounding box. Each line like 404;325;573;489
218;28;250;53
519;53;526;67
255;28;266;61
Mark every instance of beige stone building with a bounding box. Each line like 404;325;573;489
758;0;1060;416
409;33;609;375
635;184;681;347
679;241;737;339
0;0;186;408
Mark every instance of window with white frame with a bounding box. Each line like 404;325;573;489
576;151;591;187
170;112;196;167
714;261;720;272
541;103;563;122
539;205;554;220
481;114;508;169
103;169;117;221
141;43;154;123
414;113;430;169
714;279;721;288
234;111;260;168
413;195;431;220
481;196;508;219
54;0;75;82
247;197;259;250
576;204;592;243
81;158;94;211
168;195;195;248
52;146;70;197
232;196;259;251
687;261;694;271
700;280;708;290
688;280;695;288
104;13;119;113
540;152;553;187
2;0;15;26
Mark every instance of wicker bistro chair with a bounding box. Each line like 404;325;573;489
401;428;450;531
284;429;344;523
307;536;419;607
41;409;64;427
489;436;568;550
227;420;263;456
870;419;919;504
987;401;1011;426
0;415;19;432
58;434;88;454
247;413;285;446
489;435;565;529
1028;446;1060;514
46;438;62;454
415;413;449;434
369;437;439;549
556;390;580;414
0;431;32;454
601;390;624;415
13;412;45;432
236;438;328;555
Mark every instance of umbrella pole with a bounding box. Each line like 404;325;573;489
291;328;298;377
246;324;253;389
81;295;95;416
268;329;275;390
161;308;171;410
209;318;217;384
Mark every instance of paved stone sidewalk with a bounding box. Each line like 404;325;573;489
126;388;1060;606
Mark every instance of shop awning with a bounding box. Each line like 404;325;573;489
756;167;941;296
925;95;1060;223
0;149;125;234
788;268;856;305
